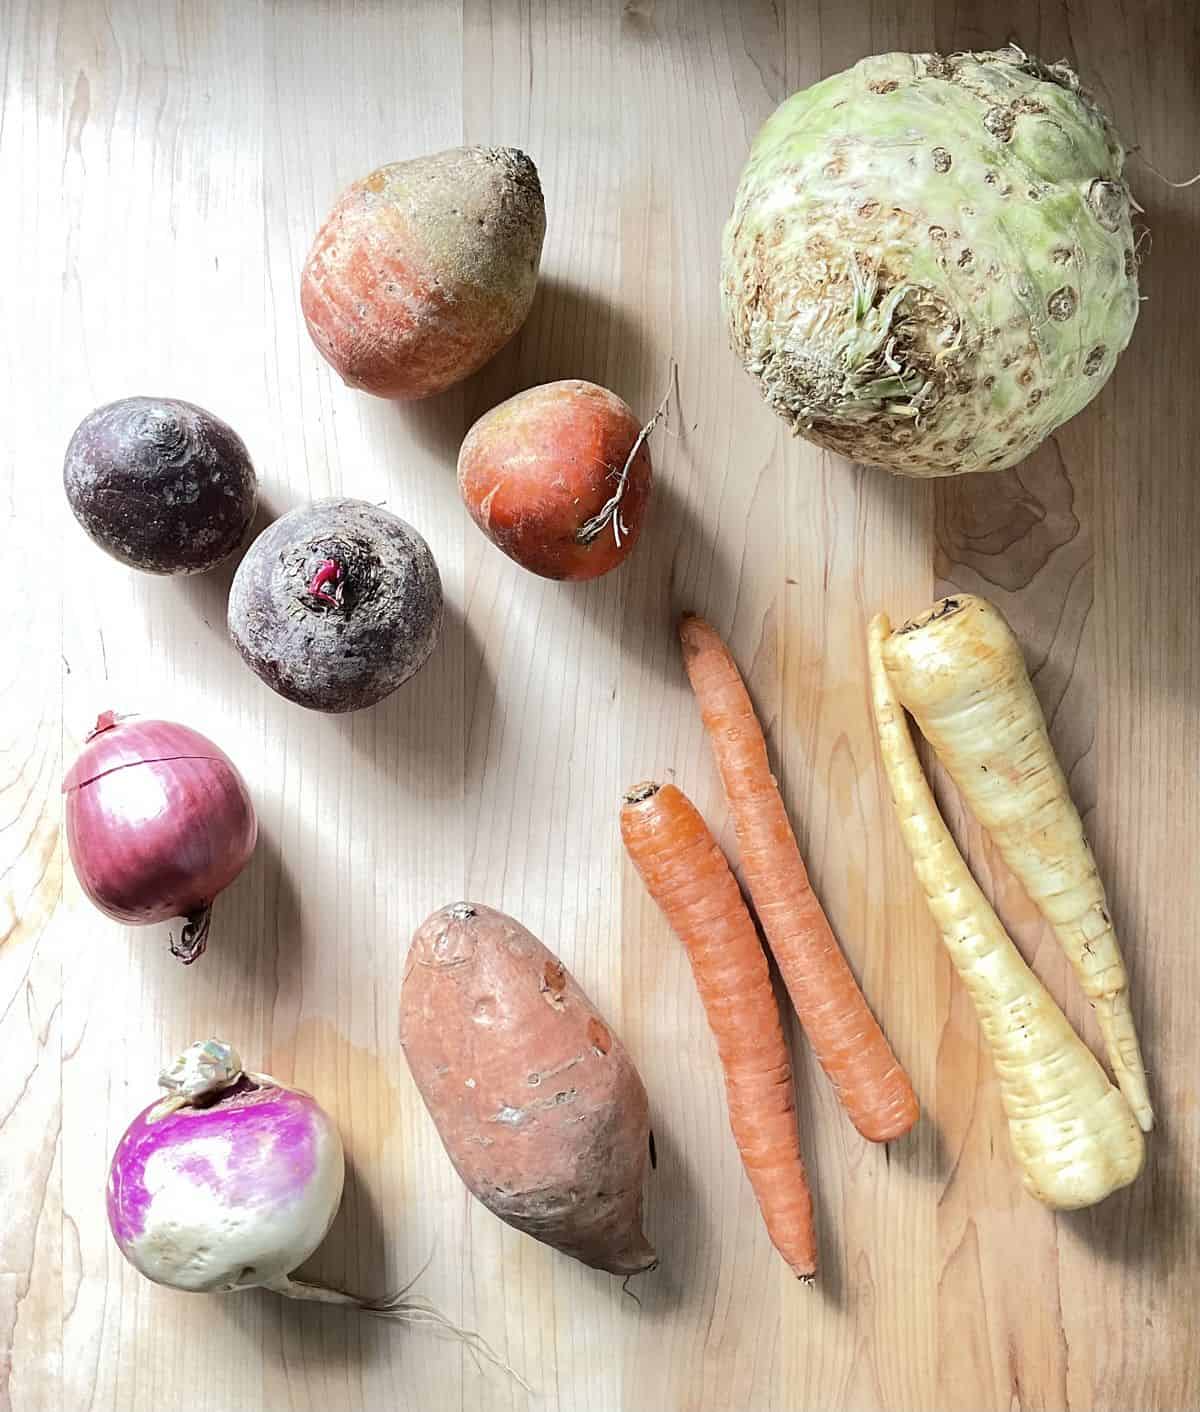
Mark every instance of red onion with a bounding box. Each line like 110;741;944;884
63;712;257;963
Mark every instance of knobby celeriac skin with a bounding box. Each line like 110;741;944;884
107;1041;345;1294
868;616;1144;1208
722;47;1140;475
880;594;1152;1132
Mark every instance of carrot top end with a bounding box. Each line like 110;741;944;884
623;781;661;805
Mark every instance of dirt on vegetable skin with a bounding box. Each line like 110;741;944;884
63;396;258;574
301;145;546;400
227;497;443;713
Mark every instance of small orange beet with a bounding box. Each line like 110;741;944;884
458;379;653;580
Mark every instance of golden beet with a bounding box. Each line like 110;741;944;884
301;146;545;400
458;379;653;580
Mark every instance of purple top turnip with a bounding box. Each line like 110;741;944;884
108;1040;345;1297
64;397;257;574
106;1037;532;1365
227;498;443;712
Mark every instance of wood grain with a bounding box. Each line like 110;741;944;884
2;1;1197;1409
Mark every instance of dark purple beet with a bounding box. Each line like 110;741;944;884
63;397;258;575
227;498;443;713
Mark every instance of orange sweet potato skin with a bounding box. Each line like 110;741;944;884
301;147;544;400
457;380;652;580
400;903;657;1275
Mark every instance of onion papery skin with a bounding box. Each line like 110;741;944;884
107;1075;345;1293
63;715;257;957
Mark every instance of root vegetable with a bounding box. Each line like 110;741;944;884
109;1039;349;1298
64;397;257;573
228;498;443;713
879;595;1151;1132
400;903;657;1276
679;615;918;1142
621;782;817;1279
722;46;1140;475
107;1039;519;1366
457;379;655;581
868;615;1144;1208
301;146;545;400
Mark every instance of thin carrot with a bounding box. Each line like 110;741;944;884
620;781;817;1279
679;614;919;1142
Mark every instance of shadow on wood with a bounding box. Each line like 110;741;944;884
171;491;283;641
633;1118;704;1318
219;1148;399;1372
574;472;743;688
463;275;657;420
327;594;490;800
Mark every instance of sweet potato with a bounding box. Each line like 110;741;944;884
457;379;653;580
400;903;657;1275
301;146;545;400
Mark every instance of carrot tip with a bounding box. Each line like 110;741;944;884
677;613;707;655
623;781;660;805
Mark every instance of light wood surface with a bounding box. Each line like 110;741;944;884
3;2;1197;1409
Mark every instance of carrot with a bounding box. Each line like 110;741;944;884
868;614;1144;1207
620;781;817;1279
879;595;1152;1133
678;614;919;1142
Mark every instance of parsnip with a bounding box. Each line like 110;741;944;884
879;595;1152;1132
868;615;1144;1208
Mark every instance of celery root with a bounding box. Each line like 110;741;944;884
879;594;1151;1132
869;614;1144;1208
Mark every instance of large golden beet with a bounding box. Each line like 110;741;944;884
301;146;545;400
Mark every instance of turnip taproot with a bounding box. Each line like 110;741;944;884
302;146;545;400
457;380;654;580
723;46;1140;475
64;397;257;573
868;617;1144;1208
228;498;443;713
400;903;657;1275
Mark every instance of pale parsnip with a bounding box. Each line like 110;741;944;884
868;615;1143;1208
879;594;1152;1132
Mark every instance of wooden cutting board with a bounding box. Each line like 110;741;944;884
3;1;1196;1408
